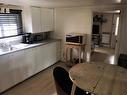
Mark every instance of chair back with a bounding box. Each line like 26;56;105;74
53;66;87;95
53;67;72;95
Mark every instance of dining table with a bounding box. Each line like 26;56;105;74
69;62;127;95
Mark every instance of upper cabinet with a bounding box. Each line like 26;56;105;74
41;8;54;32
24;6;54;33
31;7;42;33
31;7;53;33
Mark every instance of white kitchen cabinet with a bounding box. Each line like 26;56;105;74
0;49;36;93
10;48;36;84
23;6;54;33
0;54;15;92
29;7;53;33
31;7;42;33
35;46;46;73
35;41;60;73
41;8;54;32
11;50;28;83
24;48;36;76
0;41;60;93
10;50;27;84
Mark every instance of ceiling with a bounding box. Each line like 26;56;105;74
27;0;127;7
0;0;127;7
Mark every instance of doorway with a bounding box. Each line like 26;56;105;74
91;10;120;65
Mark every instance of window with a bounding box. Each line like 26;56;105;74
0;10;23;38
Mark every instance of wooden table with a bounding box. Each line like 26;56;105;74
69;62;127;95
65;43;86;65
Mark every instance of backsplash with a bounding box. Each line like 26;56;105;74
22;31;52;44
32;32;51;41
0;36;22;45
0;31;52;45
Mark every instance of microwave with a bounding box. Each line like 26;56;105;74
66;33;87;45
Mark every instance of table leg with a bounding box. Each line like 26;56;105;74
70;48;73;62
71;83;76;95
79;47;81;63
65;47;68;62
83;47;85;62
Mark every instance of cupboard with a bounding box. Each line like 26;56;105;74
0;41;60;93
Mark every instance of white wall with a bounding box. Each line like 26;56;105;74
101;13;113;33
54;5;124;61
54;7;93;61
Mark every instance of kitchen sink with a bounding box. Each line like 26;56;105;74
0;43;29;53
0;46;17;53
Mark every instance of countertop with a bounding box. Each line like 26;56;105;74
0;39;60;56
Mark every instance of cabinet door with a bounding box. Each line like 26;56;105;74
10;50;27;84
56;41;61;60
24;48;36;76
35;41;60;73
44;42;58;66
41;8;46;32
35;46;46;73
41;8;54;32
0;54;15;92
31;7;41;33
44;8;54;31
10;49;36;84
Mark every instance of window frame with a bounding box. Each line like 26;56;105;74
0;9;23;39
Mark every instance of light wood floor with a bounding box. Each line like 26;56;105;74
2;62;70;95
2;47;115;95
91;47;115;64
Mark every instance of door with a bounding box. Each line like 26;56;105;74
114;14;121;64
111;14;120;49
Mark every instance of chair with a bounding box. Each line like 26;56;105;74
53;66;87;95
53;67;72;95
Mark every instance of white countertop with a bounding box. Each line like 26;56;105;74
0;39;60;56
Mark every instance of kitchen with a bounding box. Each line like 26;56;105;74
0;4;61;93
0;0;127;95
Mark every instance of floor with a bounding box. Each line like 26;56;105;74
2;47;115;95
2;62;69;95
91;47;115;65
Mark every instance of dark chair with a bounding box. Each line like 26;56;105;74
53;66;87;95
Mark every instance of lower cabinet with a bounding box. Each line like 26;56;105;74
0;54;15;92
0;41;60;93
35;41;61;73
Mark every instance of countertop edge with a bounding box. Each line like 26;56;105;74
0;39;61;56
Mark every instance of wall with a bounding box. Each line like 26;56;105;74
1;2;126;59
93;13;114;33
101;13;113;33
54;5;124;62
54;7;93;61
